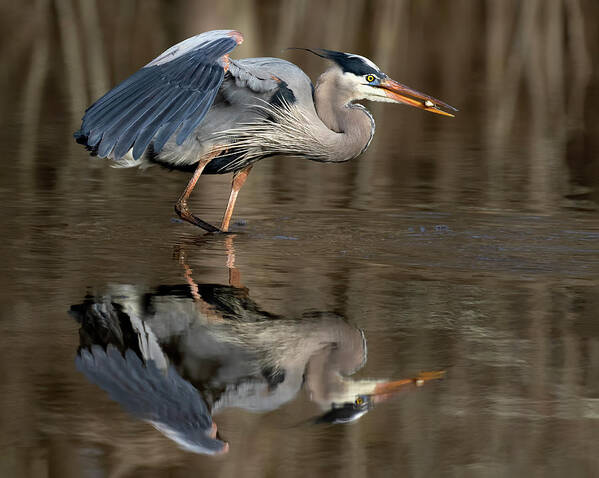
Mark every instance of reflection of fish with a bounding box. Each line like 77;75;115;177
71;282;443;453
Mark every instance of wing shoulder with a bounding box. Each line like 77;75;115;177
228;58;314;106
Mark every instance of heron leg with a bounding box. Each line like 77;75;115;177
220;166;252;232
175;153;220;232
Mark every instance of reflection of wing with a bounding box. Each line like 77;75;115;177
76;345;227;455
152;284;281;322
74;30;242;160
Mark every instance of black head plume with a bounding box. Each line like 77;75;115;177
289;48;382;77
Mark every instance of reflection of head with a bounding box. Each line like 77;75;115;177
76;345;228;455
315;394;372;424
72;283;437;448
313;371;447;424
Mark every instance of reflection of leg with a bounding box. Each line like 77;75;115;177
220;166;252;232
176;245;225;323
175;152;220;232
177;248;202;302
225;235;241;288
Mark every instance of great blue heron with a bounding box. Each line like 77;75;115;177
72;282;444;454
75;30;457;232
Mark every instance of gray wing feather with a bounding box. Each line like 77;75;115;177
144;56;317;172
75;30;242;160
76;344;226;454
227;57;314;105
228;59;279;93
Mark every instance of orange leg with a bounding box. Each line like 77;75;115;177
179;250;202;303
220;166;252;232
175;152;220;232
176;245;225;323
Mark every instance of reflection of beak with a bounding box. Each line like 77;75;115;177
371;370;446;403
379;78;457;117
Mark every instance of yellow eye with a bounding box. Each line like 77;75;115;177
355;397;364;405
366;75;375;83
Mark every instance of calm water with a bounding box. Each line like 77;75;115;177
2;1;599;477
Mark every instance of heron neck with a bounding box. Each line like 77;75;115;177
313;69;375;162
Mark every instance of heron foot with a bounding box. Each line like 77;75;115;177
174;202;221;233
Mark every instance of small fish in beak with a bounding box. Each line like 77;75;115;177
379;78;458;117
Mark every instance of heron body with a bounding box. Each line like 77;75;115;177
72;281;444;453
75;30;456;232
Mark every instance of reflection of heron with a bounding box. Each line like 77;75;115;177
71;246;443;454
75;345;228;455
74;30;456;232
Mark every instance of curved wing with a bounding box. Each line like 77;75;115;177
74;30;243;161
76;345;227;454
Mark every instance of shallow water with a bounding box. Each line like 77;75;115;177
2;1;599;477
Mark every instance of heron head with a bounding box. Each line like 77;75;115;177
313;371;446;424
299;48;457;116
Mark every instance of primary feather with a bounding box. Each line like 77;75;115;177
75;30;240;161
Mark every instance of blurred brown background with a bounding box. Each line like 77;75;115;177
1;0;599;208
